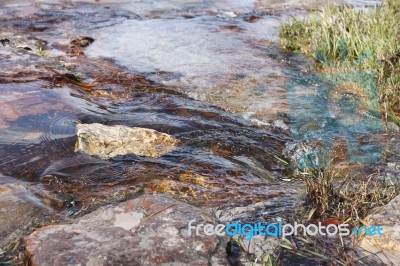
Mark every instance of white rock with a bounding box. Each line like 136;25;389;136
75;123;179;159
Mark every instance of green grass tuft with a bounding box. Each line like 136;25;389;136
280;0;400;121
34;47;50;58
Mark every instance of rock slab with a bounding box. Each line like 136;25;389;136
361;194;400;265
0;176;52;250
75;123;179;159
25;194;229;266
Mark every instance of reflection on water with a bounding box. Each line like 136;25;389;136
0;78;293;210
85;0;380;123
86;15;301;124
288;70;384;166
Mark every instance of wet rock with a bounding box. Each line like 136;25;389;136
25;194;229;265
0;38;11;46
243;14;260;23
360;194;400;264
381;135;400;186
75;123;180;159
213;198;303;223
0;176;52;250
70;36;94;48
0;34;43;51
0;33;68;83
212;200;302;265
0;82;67;129
68;36;95;56
229;235;280;266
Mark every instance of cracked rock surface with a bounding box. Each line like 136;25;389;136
25;194;229;266
75;123;180;159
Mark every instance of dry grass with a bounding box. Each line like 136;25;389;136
279;145;399;264
293;157;397;226
280;234;385;265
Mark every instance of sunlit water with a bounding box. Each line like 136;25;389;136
85;0;385;161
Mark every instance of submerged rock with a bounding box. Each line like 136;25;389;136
0;176;52;250
25;194;229;265
75;123;180;159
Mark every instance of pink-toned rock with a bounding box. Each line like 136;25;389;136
0;176;54;250
25;194;229;266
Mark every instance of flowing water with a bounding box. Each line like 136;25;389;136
1;0;394;258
